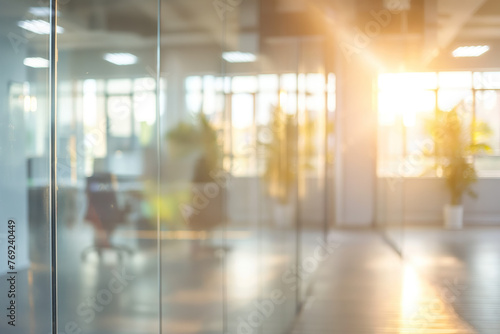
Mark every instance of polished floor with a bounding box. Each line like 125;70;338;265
291;228;500;334
403;228;500;334
3;227;500;333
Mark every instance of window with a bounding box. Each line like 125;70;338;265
378;71;500;177
185;73;336;176
53;77;159;177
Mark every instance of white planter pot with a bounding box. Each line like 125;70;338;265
444;205;463;229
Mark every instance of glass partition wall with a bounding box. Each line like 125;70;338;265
55;1;161;333
0;1;333;333
0;2;52;334
296;38;331;305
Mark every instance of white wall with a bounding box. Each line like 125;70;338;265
377;177;500;226
404;178;500;225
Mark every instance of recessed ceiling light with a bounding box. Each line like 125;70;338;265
24;57;49;68
17;20;64;34
28;7;60;17
103;53;138;66
452;45;490;57
222;51;257;63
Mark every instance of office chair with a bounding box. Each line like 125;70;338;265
83;172;133;261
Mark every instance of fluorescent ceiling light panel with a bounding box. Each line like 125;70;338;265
103;53;138;66
222;51;257;63
452;45;490;57
18;20;64;34
24;57;49;68
28;7;60;17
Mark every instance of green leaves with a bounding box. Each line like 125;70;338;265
427;104;492;205
261;107;297;204
166;113;221;171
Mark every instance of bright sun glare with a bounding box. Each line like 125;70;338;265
378;73;437;127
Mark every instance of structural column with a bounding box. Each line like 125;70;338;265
332;6;378;226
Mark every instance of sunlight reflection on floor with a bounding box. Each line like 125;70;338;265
398;265;475;334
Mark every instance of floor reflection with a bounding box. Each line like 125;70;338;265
290;229;483;334
399;265;476;334
11;223;301;334
8;228;500;333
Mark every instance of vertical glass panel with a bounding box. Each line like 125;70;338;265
258;40;299;334
160;1;225;333
56;1;160;333
224;18;263;334
297;39;329;307
0;1;52;333
0;0;338;332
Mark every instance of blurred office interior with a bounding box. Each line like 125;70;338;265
2;0;500;333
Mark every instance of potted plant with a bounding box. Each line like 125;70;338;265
426;104;492;229
259;105;316;226
188;113;225;231
165;113;224;230
261;106;297;207
165;121;201;158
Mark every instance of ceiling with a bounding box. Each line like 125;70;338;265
5;0;500;71
454;0;500;42
318;0;500;71
430;0;500;70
